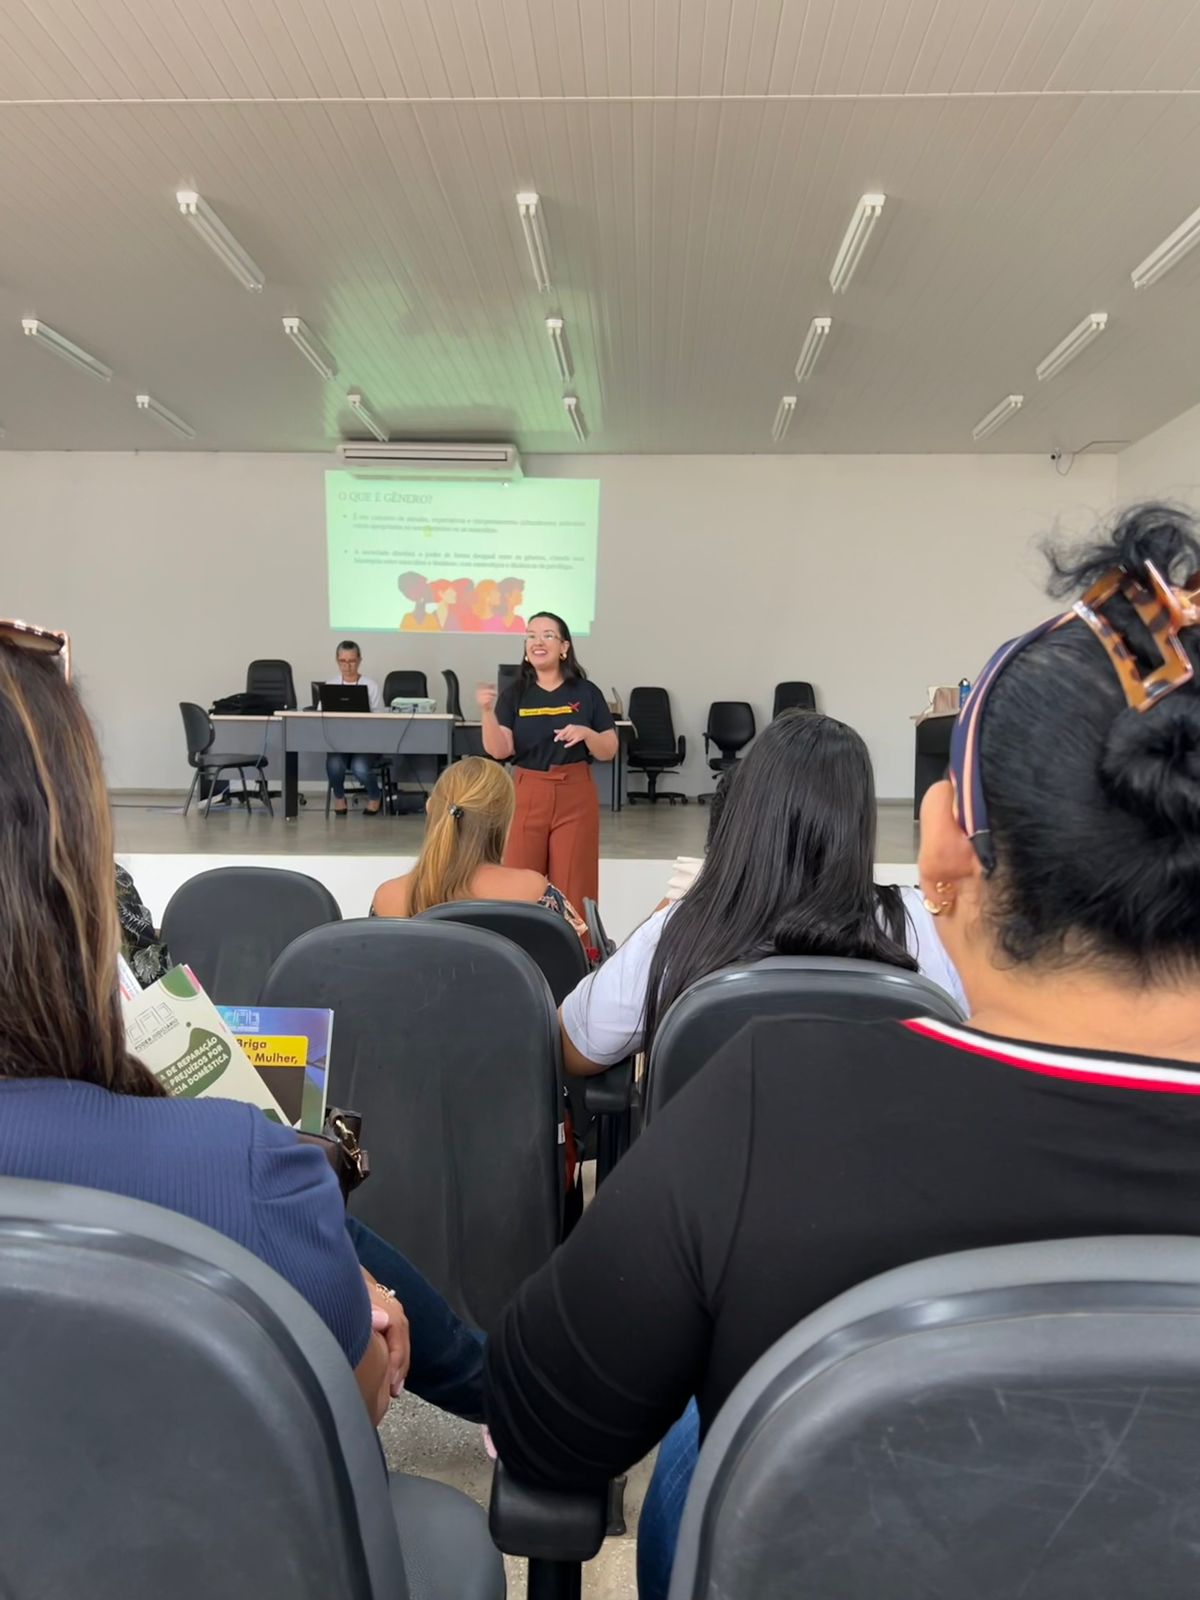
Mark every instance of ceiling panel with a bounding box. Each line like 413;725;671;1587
2;0;1200;453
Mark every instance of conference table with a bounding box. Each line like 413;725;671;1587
209;712;634;817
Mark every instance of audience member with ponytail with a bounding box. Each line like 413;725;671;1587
488;504;1200;1599
372;756;586;939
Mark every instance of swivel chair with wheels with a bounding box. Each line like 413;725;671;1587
245;659;297;711
442;668;464;720
771;680;816;718
701;701;755;798
383;670;429;703
627;687;688;804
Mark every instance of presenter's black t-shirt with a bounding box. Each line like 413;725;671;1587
496;678;615;769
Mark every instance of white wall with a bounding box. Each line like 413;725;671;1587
1118;398;1200;508
2;449;1116;796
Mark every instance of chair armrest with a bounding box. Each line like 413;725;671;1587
488;1461;608;1562
677;734;687;761
583;1058;633;1116
702;732;712;756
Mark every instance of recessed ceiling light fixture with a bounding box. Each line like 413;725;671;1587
771;395;797;443
21;318;112;382
972;394;1024;442
346;391;388;442
546;317;573;383
563;395;587;442
517;192;551;292
794;317;832;382
829;194;886;294
282;317;337;380
176;190;265;292
135;393;195;440
1036;313;1108;383
1132;202;1200;290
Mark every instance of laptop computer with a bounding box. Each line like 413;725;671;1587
318;683;370;713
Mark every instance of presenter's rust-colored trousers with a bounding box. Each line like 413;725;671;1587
504;763;600;916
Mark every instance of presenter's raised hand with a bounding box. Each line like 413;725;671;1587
554;724;590;748
476;683;498;714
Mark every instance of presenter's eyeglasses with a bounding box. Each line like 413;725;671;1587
525;630;562;644
0;619;71;681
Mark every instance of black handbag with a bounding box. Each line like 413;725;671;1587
298;1108;369;1204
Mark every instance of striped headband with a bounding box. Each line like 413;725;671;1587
949;561;1200;872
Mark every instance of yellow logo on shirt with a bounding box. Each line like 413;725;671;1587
519;704;581;717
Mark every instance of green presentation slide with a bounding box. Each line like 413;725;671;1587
326;473;600;637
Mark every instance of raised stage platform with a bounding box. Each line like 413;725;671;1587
113;793;921;945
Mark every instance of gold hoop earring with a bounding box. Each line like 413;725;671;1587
923;881;954;917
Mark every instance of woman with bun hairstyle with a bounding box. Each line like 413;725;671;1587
484;505;1200;1599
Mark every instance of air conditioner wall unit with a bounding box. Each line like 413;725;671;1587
337;440;523;477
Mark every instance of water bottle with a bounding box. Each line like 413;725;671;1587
958;677;971;708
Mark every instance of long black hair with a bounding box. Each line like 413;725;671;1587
980;502;1200;978
641;710;916;1054
516;611;588;692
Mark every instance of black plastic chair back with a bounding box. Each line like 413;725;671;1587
705;701;755;757
417;900;589;1006
646;956;964;1122
180;700;215;764
161;866;342;1005
383;670;429;702
245;658;297;711
583;898;616;961
498;662;522;697
669;1236;1200;1600
628;687;678;755
443;668;464;720
771;681;816;718
261;919;564;1331
0;1178;409;1600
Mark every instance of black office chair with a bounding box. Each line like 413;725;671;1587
383;670;429;703
179;701;272;818
0;1177;504;1600
701;701;755;798
498;662;522;698
626;687;688;804
771;680;816;718
669;1235;1200;1600
443;668;465;721
245;658;297;711
914;710;956;818
645;955;965;1123
160;866;342;1004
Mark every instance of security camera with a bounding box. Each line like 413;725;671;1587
1049;450;1063;464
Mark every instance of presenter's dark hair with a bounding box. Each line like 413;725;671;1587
518;612;587;690
978;502;1200;976
641;710;916;1055
0;642;164;1096
336;639;361;656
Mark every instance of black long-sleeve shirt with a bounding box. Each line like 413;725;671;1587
485;1013;1200;1488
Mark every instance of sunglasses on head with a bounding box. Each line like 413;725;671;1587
0;619;71;682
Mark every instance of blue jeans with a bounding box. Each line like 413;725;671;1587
327;752;381;803
346;1215;485;1421
637;1400;700;1600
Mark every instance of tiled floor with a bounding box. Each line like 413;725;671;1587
112;790;921;865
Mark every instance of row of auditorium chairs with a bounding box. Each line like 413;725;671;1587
28;861;1195;1594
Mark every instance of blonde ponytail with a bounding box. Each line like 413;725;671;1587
407;757;516;915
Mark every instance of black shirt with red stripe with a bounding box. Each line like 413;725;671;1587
486;1013;1200;1490
495;678;614;769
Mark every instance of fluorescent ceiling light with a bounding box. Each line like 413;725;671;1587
794;316;832;382
972;394;1024;442
135;393;195;440
346;391;388;443
563;395;587;442
176;190;265;292
282;317;337;380
21;318;112;382
546;317;573;383
771;395;797;443
1035;313;1108;383
517;192;551;292
1132;202;1200;290
829;194;886;294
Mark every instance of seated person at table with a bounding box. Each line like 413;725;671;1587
486;503;1200;1597
559;708;966;1076
324;639;384;816
0;627;483;1428
372;757;586;940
